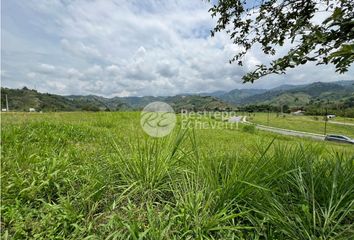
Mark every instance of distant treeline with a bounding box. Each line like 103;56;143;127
304;96;354;117
2;87;354;117
239;97;354;118
0;87;234;113
0;87;111;112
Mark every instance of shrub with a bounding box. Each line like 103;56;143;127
242;124;256;133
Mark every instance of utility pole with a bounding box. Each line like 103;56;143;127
5;94;9;111
267;107;270;125
343;107;346;125
324;107;328;136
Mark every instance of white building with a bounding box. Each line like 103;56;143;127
291;110;305;115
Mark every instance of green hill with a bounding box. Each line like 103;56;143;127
1;87;234;112
1;87;82;112
1;88;127;112
2;80;353;114
165;95;234;112
219;81;354;107
218;89;266;104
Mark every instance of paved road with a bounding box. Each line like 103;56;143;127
241;116;325;140
327;120;354;126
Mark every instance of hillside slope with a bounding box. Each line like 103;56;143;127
219;81;354;107
1;88;235;112
2;80;353;112
1;88;84;111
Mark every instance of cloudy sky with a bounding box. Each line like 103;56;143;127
2;0;353;97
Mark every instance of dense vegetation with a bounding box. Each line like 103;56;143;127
1;112;354;239
1;88;233;112
0;87;109;112
239;98;354;118
2;81;354;116
304;96;354;117
229;81;354;117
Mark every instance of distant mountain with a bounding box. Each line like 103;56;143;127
270;84;306;91
334;80;354;87
119;96;165;109
0;88;107;112
2;80;353;112
198;90;227;97
217;80;354;107
164;95;234;112
1;87;235;112
66;95;130;110
219;89;266;104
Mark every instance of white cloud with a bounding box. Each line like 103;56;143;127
106;65;120;75
27;72;36;79
37;64;56;74
61;39;102;59
156;61;179;78
66;68;84;79
1;70;7;77
86;65;103;75
116;90;134;97
1;0;353;96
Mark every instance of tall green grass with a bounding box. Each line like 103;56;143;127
1;114;354;239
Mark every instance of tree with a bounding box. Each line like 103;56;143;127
209;0;354;82
283;104;290;113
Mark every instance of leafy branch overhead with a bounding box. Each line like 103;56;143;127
209;0;354;82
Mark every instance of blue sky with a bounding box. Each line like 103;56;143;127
2;0;353;97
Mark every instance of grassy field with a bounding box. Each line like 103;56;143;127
332;116;354;124
1;112;354;239
248;113;354;138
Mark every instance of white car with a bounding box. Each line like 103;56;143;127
324;135;354;144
